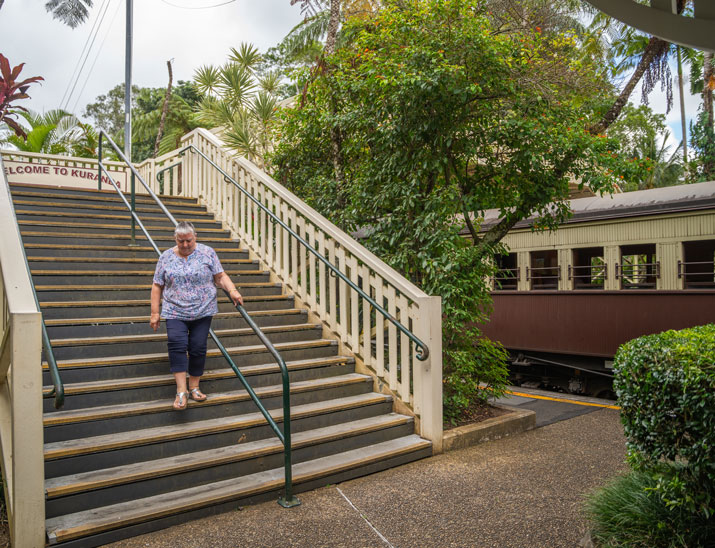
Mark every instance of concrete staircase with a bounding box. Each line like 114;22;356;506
10;182;432;547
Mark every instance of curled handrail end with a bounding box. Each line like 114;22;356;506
416;345;430;361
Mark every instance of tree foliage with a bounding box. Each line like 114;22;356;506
193;44;282;168
44;0;93;28
0;53;44;139
271;0;631;420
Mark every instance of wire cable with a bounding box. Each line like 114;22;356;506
62;0;114;112
159;0;238;9
71;0;123;115
59;0;111;109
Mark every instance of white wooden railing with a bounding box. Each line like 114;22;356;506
0;155;46;547
136;128;444;449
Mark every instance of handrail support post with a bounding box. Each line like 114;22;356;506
129;171;138;246
98;137;103;191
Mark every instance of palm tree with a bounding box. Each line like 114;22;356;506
44;0;93;28
193;44;281;169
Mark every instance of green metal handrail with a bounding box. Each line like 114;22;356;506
0;156;64;409
98;130;300;508
166;144;430;362
156;161;182;195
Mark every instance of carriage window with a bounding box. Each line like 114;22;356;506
619;244;658;289
529;250;559;289
571;247;605;289
494;253;518;291
681;240;715;289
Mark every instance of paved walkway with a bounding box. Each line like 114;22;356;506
107;408;627;548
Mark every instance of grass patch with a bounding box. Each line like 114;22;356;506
587;469;715;548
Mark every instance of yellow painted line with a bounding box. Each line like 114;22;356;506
504;389;620;410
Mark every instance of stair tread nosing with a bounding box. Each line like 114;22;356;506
45;435;430;544
44;308;304;326
45;412;408;498
43;339;338;370
44;372;368;426
40;294;290;308
50;322;321;347
44;392;393;460
43;354;353;395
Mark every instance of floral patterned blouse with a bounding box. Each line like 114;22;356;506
152;243;225;320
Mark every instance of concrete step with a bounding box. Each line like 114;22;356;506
12;198;211;217
18;220;229;238
45;435;431;547
31;269;270;285
28;257;259;271
39;295;296;319
45;413;413;518
44;393;393;477
15;211;223;230
9;183;199;207
49;323;324;360
42;339;344;391
44;309;308;338
23;244;250;260
36;283;282;302
20;231;238;247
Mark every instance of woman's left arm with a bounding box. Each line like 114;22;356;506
214;271;244;306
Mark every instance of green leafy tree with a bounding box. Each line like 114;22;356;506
132;80;204;162
83;83;139;141
272;0;629;421
607;104;683;190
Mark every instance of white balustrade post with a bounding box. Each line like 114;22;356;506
9;312;45;547
414;295;443;453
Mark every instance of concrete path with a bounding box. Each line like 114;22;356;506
107;408;627;548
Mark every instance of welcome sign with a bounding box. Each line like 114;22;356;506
2;154;130;192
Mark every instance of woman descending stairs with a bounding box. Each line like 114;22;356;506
9;182;432;548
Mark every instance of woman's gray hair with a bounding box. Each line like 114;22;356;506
174;221;196;237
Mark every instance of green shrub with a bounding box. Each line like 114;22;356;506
587;467;715;548
613;324;715;519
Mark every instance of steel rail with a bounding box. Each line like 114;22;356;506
98;131;299;507
1;157;64;409
168;144;430;362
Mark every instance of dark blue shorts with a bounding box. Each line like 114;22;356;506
165;316;213;376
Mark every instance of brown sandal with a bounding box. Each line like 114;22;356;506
173;391;188;410
189;387;207;402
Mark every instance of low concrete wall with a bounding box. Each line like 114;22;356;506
443;404;536;452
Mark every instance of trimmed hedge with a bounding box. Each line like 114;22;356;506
613;324;715;519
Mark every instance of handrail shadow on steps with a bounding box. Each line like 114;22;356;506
98;130;300;508
0;155;65;409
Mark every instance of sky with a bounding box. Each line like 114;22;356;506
0;0;705;159
0;0;304;116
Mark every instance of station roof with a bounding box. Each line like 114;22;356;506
479;180;715;231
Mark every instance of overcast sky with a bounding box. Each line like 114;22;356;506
0;0;705;158
0;0;303;116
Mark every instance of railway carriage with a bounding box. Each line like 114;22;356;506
478;181;715;398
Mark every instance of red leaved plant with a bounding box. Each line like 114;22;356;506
0;53;44;139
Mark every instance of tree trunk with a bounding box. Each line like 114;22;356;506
154;60;173;158
703;52;714;176
677;46;688;163
591;36;669;135
325;0;341;55
704;52;714;129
